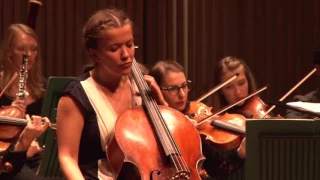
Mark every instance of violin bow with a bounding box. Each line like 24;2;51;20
0;72;19;98
195;73;239;102
263;68;317;117
212;85;269;117
197;85;268;125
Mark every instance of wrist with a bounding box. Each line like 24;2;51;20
237;146;246;159
14;138;32;152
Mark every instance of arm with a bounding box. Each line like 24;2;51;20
0;115;50;179
56;96;85;180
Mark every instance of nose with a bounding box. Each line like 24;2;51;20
120;46;130;61
177;88;186;97
25;49;32;56
235;86;241;96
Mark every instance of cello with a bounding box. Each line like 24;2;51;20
107;59;204;179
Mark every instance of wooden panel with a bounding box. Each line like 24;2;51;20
1;0;320;116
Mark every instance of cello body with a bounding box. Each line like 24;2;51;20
107;105;205;180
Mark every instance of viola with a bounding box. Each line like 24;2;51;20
106;59;204;179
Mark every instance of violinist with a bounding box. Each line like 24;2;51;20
0;24;47;179
56;8;167;180
0;115;50;180
209;56;258;113
149;59;246;180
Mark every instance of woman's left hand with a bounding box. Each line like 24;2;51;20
237;137;246;159
144;75;168;106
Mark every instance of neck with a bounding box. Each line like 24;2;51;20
91;67;126;92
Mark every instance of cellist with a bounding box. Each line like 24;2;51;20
149;59;246;180
56;8;168;180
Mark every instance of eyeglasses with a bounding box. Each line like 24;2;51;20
160;80;192;95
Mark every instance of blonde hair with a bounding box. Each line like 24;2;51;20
0;24;45;99
83;8;132;50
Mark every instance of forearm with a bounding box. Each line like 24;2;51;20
59;156;85;180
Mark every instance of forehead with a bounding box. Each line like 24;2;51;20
221;65;246;82
161;71;187;86
11;32;37;46
98;24;133;45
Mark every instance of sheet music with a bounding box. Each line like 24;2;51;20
287;101;320;113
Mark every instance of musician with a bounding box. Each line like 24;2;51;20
149;59;246;180
210;56;258;113
0;115;50;180
56;8;167;180
0;24;47;179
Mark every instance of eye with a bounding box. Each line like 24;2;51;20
126;42;133;48
109;46;119;52
167;86;179;92
224;85;232;90
17;46;25;51
238;80;246;86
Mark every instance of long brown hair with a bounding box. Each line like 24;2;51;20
0;24;45;99
211;56;257;111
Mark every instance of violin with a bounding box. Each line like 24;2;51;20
106;59;204;179
184;101;213;123
230;96;272;118
184;101;246;151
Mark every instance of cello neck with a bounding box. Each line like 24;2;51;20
131;59;181;156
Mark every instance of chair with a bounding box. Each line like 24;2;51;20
37;76;74;177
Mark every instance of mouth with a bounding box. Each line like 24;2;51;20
119;62;132;68
175;101;185;106
235;97;244;101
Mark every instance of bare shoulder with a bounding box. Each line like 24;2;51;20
57;96;84;124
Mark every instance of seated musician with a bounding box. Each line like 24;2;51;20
0;115;50;180
0;24;49;179
149;59;246;180
56;8;168;180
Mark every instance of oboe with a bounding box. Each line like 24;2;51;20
16;54;29;100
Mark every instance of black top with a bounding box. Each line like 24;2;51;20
62;72;106;180
286;88;320;119
0;95;44;116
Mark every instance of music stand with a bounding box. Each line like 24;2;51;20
246;119;320;180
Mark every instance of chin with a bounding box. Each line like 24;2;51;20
120;69;132;76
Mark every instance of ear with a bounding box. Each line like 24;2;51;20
88;48;100;63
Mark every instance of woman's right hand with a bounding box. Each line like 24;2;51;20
11;99;27;113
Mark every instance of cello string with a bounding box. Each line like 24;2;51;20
131;60;174;153
132;60;189;172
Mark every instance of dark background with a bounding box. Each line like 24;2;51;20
1;0;319;116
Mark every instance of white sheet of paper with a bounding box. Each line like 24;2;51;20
287;101;320;113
